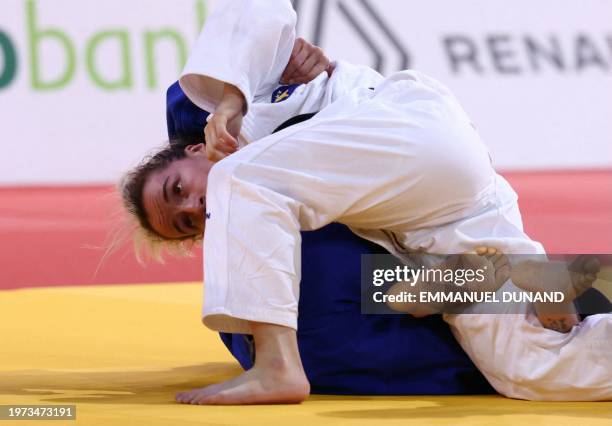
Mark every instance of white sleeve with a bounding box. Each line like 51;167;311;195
327;60;384;101
179;0;296;114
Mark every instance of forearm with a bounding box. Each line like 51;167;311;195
218;84;247;117
204;83;246;162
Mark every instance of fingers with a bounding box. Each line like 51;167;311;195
285;44;310;82
289;46;328;83
289;52;318;83
206;143;229;163
214;115;238;147
291;60;328;85
207;138;237;162
308;62;330;81
281;37;306;83
204;115;238;163
281;38;329;84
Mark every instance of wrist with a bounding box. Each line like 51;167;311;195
220;84;247;116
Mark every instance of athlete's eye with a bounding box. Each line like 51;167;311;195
173;181;182;195
183;214;193;230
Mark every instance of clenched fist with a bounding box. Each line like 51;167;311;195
281;37;333;85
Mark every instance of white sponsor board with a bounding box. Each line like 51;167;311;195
1;0;611;184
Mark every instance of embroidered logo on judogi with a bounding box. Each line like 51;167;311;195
271;84;301;103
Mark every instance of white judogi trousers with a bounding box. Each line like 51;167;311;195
202;71;612;401
180;0;612;401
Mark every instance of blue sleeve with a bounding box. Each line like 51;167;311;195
166;81;210;140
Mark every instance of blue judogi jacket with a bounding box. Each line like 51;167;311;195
167;81;493;395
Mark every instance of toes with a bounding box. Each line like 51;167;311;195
176;389;210;405
585;258;601;274
184;391;200;404
475;246;500;257
176;391;196;404
191;390;229;405
496;265;511;283
569;255;600;274
476;246;488;255
493;254;509;269
175;391;193;404
189;390;210;404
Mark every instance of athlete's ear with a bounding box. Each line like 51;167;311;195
184;143;205;157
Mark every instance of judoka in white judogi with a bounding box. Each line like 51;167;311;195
179;0;611;401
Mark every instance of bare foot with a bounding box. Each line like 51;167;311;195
567;255;601;298
473;246;511;292
511;255;600;301
175;322;309;405
385;247;510;315
175;364;309;405
386;280;443;316
536;311;579;333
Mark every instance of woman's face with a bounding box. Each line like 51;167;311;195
142;144;213;240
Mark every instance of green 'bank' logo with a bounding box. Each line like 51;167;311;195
0;30;17;89
0;0;206;91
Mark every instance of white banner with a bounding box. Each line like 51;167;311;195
1;0;611;184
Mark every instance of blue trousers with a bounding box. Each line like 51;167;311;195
220;223;493;395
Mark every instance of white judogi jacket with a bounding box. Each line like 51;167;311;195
181;0;384;147
179;0;612;401
180;0;531;331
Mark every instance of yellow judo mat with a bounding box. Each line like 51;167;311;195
1;283;610;426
